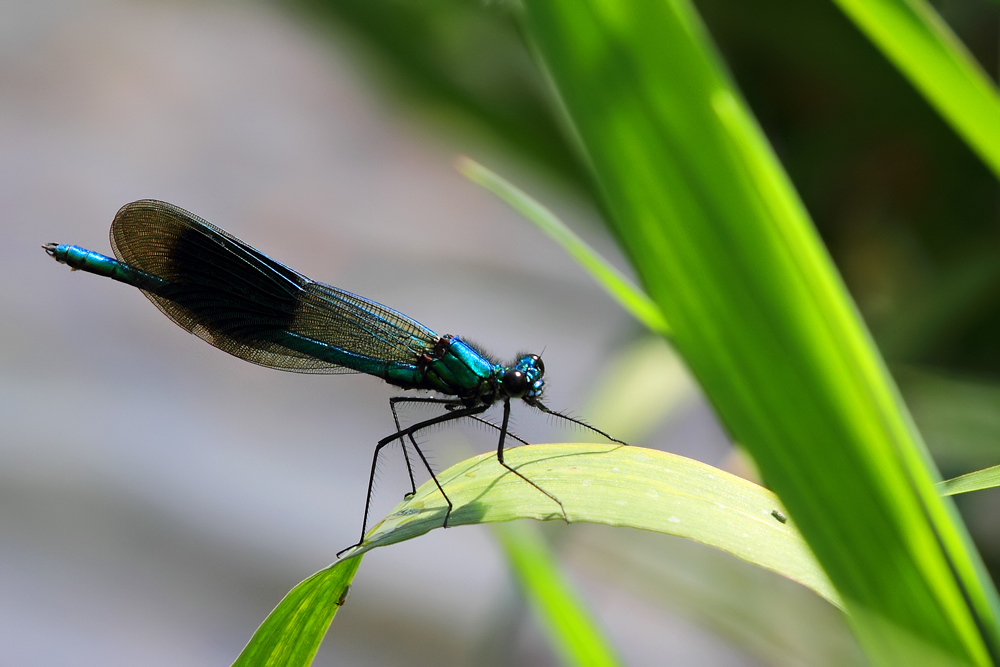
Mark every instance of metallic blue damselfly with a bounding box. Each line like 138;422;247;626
44;200;623;553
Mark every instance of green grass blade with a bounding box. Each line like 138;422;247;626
342;443;838;606
830;0;1000;181
456;156;670;335
519;0;1000;663
493;521;622;667
940;466;1000;497
231;556;362;667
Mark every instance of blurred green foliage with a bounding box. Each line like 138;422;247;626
277;0;1000;660
696;0;1000;373
286;0;1000;373
288;0;590;191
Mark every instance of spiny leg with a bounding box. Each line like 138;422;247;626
382;403;494;533
391;394;535;449
405;437;452;526
388;396;532;499
469;414;530;446
389;396;433;497
496;398;567;521
337;403;491;557
533;400;628;446
339;436;397;558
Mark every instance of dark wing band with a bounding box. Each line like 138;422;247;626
109;200;438;374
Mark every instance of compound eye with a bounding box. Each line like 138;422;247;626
530;354;544;375
501;369;529;398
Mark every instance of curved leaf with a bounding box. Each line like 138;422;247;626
342;443;838;606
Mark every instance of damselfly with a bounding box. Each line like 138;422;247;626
44;200;623;553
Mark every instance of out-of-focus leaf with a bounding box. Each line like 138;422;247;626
567;526;866;667
581;335;696;444
457;156;669;335
829;0;1000;181
287;0;588;189
232;556;362;667
519;0;1000;663
875;251;1000;361
493;521;622;666
899;367;1000;470
342;443;838;606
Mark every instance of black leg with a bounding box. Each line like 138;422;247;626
496;398;567;521
337;403;491;557
389;396;447;497
469;414;530;446
532;400;628;446
389;396;531;499
339;436;398;558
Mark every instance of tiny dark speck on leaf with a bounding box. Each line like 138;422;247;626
771;509;787;524
337;585;351;607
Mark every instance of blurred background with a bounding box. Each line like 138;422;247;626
1;0;997;664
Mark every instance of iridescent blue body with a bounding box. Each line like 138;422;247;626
45;200;617;552
45;237;543;406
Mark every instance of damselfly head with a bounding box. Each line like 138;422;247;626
501;353;545;401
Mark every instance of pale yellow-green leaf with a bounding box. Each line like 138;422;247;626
341;443;838;606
